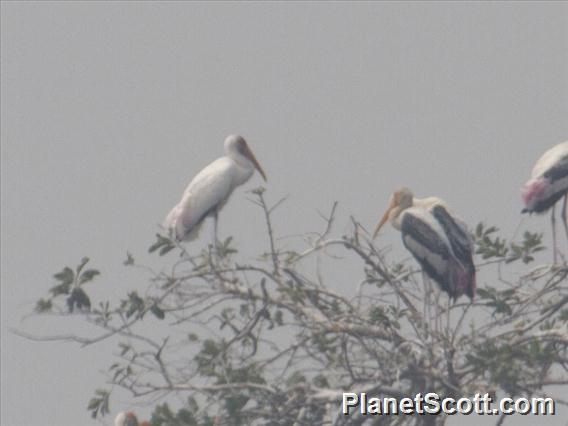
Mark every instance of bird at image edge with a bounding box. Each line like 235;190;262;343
114;411;150;426
164;135;267;242
373;187;476;301
521;141;568;262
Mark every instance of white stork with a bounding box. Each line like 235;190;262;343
522;141;568;262
373;187;476;301
114;411;139;426
164;135;267;242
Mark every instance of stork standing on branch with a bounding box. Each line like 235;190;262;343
372;187;476;302
522;141;568;263
164;135;267;244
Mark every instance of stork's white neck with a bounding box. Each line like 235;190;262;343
224;136;255;171
226;148;252;170
387;193;413;230
390;203;410;230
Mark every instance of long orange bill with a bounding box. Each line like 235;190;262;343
244;145;267;182
372;197;395;239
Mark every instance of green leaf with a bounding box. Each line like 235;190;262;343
123;251;135;266
286;371;306;387
313;374;329;387
76;257;90;275
150;303;165;320
119;342;131;356
151;402;201;426
475;222;483;237
35;298;52;313
50;281;72;297
476;288;492;299
53;266;74;285
79;269;100;284
67;287;91;312
149;234;176;256
159;244;175;256
87;389;110;419
125;291;145;319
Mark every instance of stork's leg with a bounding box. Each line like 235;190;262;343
446;296;451;339
562;193;568;247
437;289;443;339
213;209;220;255
422;273;429;339
551;205;558;264
423;273;433;341
432;281;441;339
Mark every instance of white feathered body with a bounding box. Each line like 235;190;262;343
165;154;255;241
522;141;568;213
531;142;568;178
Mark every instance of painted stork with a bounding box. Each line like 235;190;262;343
114;411;139;426
164;135;267;242
372;187;476;301
522;141;568;262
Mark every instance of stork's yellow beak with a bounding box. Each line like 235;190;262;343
372;196;396;239
243;144;267;182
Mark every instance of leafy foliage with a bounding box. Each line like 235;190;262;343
21;193;568;426
149;234;176;256
87;389;110;419
123;291;145;319
151;398;215;426
476;286;518;317
474;222;545;264
40;258;99;313
507;231;545;264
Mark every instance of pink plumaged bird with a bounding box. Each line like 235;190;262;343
114;411;139;426
522;141;568;261
522;142;568;214
373;187;476;301
164;135;267;242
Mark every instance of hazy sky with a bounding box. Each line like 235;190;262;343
2;2;567;426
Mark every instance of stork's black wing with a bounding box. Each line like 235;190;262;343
431;205;476;299
431;205;474;267
400;212;452;296
543;153;568;182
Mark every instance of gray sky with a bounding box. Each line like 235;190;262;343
1;2;567;426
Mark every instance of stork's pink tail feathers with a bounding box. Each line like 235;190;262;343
450;259;476;301
521;177;547;207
